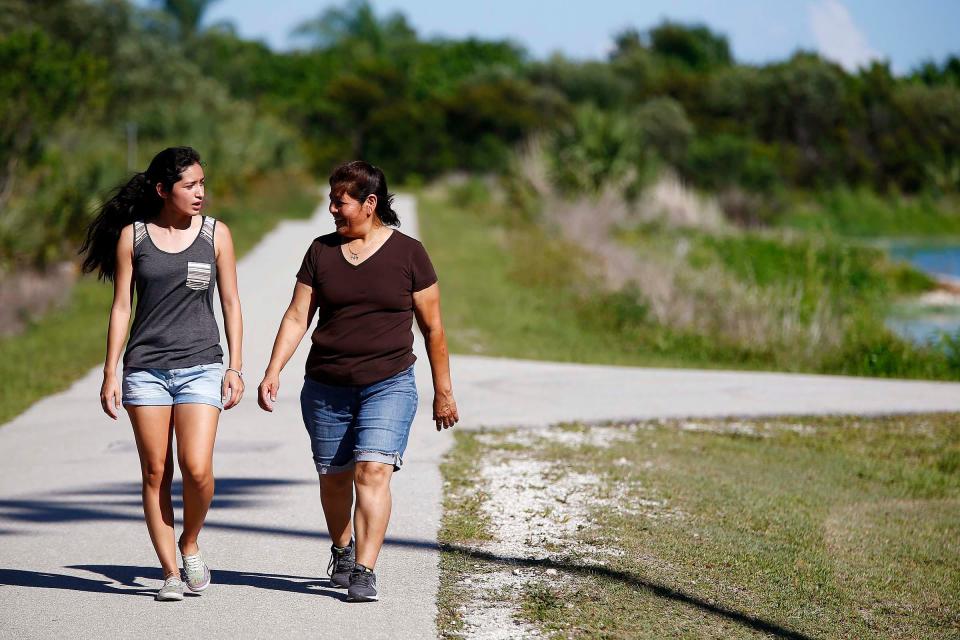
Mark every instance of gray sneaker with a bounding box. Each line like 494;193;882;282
347;564;378;602
156;574;184;601
181;546;211;592
327;540;355;588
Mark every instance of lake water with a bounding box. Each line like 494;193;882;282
887;244;960;345
889;245;960;278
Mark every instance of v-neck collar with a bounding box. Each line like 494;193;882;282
339;229;396;269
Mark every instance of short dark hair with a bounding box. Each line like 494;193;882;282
329;160;399;227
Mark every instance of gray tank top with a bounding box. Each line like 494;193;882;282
123;216;223;369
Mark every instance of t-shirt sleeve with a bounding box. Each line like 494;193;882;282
410;240;438;292
296;241;318;286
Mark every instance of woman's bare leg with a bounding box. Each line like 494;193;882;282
174;403;219;555
128;405;177;576
353;461;393;568
319;469;355;548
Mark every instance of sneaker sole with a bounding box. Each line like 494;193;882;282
186;570;211;592
186;579;210;592
347;593;379;602
156;592;184;602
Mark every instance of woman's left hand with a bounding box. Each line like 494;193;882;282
433;391;459;431
222;369;245;410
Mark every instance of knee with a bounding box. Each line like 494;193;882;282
354;462;392;488
142;459;172;490
180;460;214;489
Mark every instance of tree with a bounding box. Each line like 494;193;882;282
633;97;694;167
648;21;732;71
528;54;628;109
154;0;220;39
0;29;105;212
292;0;416;56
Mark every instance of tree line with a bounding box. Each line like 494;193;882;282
2;0;958;270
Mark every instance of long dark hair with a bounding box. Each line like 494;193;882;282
329;160;399;227
80;146;202;281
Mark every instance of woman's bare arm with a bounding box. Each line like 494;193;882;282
413;282;459;430
100;225;134;420
215;221;244;409
258;282;317;411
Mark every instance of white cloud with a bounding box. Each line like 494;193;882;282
808;0;881;70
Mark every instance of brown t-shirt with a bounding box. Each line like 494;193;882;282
296;230;438;386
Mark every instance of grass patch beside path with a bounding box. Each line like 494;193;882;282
418;185;960;379
437;415;960;639
0;175;318;426
418;189;727;369
778;188;960;239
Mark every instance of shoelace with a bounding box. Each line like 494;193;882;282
183;552;205;575
351;569;374;588
327;547;352;577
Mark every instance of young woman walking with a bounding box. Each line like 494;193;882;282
81;146;244;601
257;160;458;602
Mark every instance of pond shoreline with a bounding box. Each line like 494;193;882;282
885;241;960;344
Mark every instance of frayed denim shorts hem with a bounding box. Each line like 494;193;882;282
317;450;404;475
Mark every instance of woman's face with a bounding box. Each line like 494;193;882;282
158;163;204;216
329;188;376;236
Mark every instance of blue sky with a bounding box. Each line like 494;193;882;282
192;0;959;74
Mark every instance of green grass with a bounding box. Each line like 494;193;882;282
420;186;960;379
778;188;960;239
438;415;960;638
437;431;495;638
0;173;318;426
420;189;778;370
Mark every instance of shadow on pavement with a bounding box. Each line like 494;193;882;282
0;566;347;601
0;477;309;530
0;478;808;637
0;568;158;598
0;477;443;550
73;565;348;600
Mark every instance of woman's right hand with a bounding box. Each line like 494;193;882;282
100;374;122;420
258;373;280;412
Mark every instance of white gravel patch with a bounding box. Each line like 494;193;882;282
452;423;675;639
476;422;646;450
456;571;543;640
677;419;818;437
455;416;817;637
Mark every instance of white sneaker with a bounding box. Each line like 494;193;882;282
156;574;184;601
181;546;211;592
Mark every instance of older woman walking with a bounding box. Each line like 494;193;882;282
257;160;458;602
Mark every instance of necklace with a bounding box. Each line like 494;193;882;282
347;227;386;262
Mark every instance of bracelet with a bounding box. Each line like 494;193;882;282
226;368;243;378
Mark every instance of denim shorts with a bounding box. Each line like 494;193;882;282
122;363;224;410
300;365;418;474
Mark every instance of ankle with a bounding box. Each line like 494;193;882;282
333;537;354;552
178;537;199;556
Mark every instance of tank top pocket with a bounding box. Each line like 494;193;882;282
186;261;212;290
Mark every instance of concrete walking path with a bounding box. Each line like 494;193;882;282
2;195;960;638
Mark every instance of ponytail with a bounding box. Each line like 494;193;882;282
80;172;155;280
80;146;202;281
